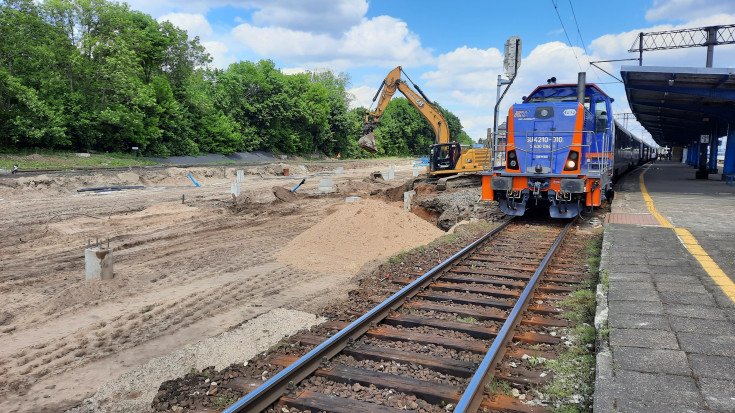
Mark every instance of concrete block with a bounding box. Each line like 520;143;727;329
403;190;415;211
231;182;241;197
318;178;334;192
236;170;244;182
335;167;344;175
85;247;113;280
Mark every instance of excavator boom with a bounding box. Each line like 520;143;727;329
359;66;490;176
359;66;449;153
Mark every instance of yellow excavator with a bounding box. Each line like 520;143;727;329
359;66;490;176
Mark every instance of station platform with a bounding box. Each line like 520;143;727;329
594;161;735;412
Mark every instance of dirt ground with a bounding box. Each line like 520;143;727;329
0;159;497;412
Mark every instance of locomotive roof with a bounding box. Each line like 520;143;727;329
523;83;612;103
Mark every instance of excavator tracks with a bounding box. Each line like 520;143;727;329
220;217;581;413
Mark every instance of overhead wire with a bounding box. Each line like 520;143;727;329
566;0;603;84
551;0;583;72
567;0;589;62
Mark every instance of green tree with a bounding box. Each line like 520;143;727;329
0;0;67;148
435;101;474;145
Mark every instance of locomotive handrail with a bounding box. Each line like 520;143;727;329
498;129;613;175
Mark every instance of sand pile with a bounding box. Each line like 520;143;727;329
277;198;444;274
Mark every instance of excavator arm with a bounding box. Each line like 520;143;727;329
358;66;450;153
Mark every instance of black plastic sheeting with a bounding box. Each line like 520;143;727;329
77;185;146;192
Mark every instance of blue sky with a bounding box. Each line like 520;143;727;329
123;0;735;146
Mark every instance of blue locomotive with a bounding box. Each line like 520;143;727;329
482;74;653;217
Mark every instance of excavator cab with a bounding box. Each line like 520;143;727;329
430;142;461;172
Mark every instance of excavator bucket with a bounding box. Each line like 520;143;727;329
358;132;378;153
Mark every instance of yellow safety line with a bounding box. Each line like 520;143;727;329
639;166;735;302
638;169;673;228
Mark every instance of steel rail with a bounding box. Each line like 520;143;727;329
223;218;514;413
454;217;576;412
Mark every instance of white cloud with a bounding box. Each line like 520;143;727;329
231;16;432;70
422;46;503;91
158;13;213;37
232;24;335;58
280;67;308;75
646;0;735;22
251;0;368;36
201;41;236;69
347;85;376;109
590;14;735;67
127;0;368;36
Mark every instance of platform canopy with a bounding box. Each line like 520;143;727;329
621;66;735;147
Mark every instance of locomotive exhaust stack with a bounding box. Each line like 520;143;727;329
577;72;586;104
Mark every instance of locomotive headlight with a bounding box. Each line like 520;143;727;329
563;150;580;171
507;150;519;170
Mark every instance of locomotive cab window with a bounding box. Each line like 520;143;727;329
595;100;608;134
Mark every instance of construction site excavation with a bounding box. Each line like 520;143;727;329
0;158;603;413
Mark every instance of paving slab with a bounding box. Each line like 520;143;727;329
594;162;735;412
670;316;735;335
608;313;671;330
609;328;679;349
677;333;735;357
607;272;652;282
608;300;664;315
699;377;735;411
655;283;708;293
613;397;709;413
689;354;735;380
613;347;690;375
606;264;651;274
608;281;657;291
658;291;716;306
608;288;660;302
612;370;704;408
663;304;729;320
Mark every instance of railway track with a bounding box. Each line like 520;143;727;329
223;218;578;413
